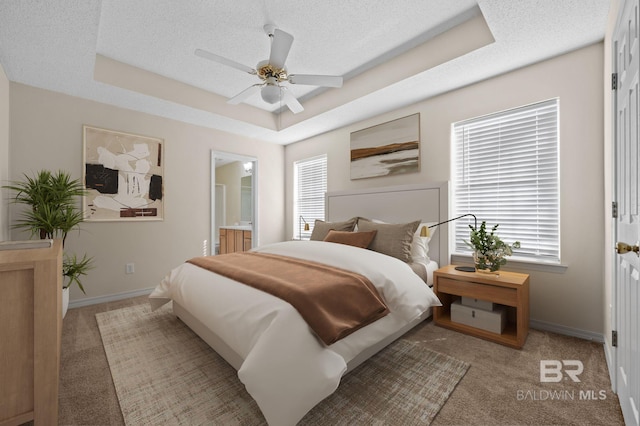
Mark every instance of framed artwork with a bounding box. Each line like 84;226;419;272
350;113;420;180
83;125;164;221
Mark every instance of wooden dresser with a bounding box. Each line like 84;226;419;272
0;239;62;425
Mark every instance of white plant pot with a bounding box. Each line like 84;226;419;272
62;286;69;318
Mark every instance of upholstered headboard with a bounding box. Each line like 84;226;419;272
325;182;449;267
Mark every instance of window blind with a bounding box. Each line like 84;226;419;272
294;155;327;240
452;98;560;262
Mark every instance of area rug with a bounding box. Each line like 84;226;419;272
96;303;469;425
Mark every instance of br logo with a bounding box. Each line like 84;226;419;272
540;360;583;382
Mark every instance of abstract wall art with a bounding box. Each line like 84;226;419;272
350;113;420;180
83;126;164;221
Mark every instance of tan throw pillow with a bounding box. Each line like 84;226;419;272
357;219;421;263
323;230;377;249
310;217;358;241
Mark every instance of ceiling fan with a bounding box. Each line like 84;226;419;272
195;24;343;114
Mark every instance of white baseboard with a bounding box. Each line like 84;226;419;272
68;287;155;309
529;318;605;343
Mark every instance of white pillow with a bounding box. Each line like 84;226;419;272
411;223;437;264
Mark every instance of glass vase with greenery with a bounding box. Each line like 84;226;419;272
4;170;93;293
465;221;520;273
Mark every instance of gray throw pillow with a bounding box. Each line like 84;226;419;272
357;219;421;263
309;217;357;241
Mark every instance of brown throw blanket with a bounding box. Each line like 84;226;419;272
187;252;389;345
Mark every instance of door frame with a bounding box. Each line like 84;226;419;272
211;150;258;255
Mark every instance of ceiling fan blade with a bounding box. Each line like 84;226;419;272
227;84;263;105
281;88;304;114
288;74;343;88
195;48;255;75
269;29;294;69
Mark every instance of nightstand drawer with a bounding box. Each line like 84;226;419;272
437;277;517;307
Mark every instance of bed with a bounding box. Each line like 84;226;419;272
149;182;449;425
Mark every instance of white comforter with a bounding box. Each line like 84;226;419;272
149;240;441;425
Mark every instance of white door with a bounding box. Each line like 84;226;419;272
613;1;640;425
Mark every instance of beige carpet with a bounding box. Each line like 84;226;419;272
96;303;469;425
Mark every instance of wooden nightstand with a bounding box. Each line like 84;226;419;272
433;265;530;349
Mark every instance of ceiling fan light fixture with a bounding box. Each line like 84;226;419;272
196;25;342;113
261;83;281;104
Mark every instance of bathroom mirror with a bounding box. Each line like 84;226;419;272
211;151;257;255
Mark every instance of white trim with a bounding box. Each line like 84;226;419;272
68;287;154;309
529;318;604;343
450;253;568;273
211;150;258;253
604;341;617;392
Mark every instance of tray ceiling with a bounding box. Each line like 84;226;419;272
0;0;611;144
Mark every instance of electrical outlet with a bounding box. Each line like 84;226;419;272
125;263;135;274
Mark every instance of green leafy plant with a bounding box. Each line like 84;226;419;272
465;221;521;272
63;253;93;293
4;170;93;293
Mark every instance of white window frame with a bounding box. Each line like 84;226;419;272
451;98;561;268
293;154;327;240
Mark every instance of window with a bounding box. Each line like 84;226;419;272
452;98;559;263
294;155;327;240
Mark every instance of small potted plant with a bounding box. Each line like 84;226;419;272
465;221;520;273
4;170;93;316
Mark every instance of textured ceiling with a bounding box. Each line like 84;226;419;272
97;0;477;106
0;0;612;145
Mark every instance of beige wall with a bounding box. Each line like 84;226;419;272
8;83;284;303
0;63;9;241
285;43;606;337
4;41;609;336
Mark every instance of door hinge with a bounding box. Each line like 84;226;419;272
612;201;618;218
612;73;618;90
612;330;618;347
